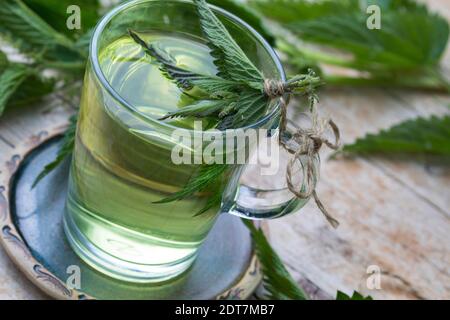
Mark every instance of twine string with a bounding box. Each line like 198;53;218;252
264;79;341;228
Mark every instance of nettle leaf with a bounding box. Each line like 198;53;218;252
122;0;275;45
289;11;449;71
154;165;228;204
0;64;31;116
160;99;234;120
252;0;449;91
253;0;449;72
9;74;54;107
194;189;224;217
0;51;8;72
207;0;275;45
74;28;94;54
0;0;83;61
230;90;270;128
130;30;246;121
250;0;358;23
336;290;373;300
190;77;242;98
129;29;242;95
23;0;100;37
343;115;450;159
33;115;77;188
194;0;264;86
0;51;54;113
242;219;308;300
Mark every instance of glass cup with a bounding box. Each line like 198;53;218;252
64;0;319;283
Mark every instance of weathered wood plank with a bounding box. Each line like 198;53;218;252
0;139;13;157
0;247;47;300
365;93;450;213
241;84;450;300
0;102;70;147
317;88;450;214
269;178;450;300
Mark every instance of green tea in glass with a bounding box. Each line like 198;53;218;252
64;0;318;283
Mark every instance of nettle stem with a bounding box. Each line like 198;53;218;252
278;40;450;93
277;40;355;69
324;72;450;92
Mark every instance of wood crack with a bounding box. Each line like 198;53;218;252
367;159;450;221
0;134;15;149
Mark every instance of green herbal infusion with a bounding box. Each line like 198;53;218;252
65;32;223;281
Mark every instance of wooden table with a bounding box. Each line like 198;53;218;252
0;0;449;300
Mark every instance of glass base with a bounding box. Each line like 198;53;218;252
63;210;196;283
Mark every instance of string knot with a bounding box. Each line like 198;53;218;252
307;134;323;153
264;79;286;99
279;96;341;229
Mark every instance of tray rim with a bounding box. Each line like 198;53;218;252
0;128;263;300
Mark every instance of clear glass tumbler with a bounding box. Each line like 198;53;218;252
64;0;318;283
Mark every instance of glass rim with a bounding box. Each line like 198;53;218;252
90;0;287;133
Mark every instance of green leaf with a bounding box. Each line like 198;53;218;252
261;0;449;70
0;0;82;60
242;219;308;300
207;0;276;45
253;0;449;90
33;115;77;188
128;30;245;100
154;164;229;204
23;0;100;37
342;115;450;159
8;74;54;107
0;64;31;116
130;29;272;128
160;99;234;120
0;51;55;116
229;89;270;129
74;28;94;54
336;290;373;300
193;0;264;86
0;51;8;72
129;30;198;90
289;11;449;70
154;163;228;216
193;186;224;217
0;51;54;113
190;78;243;98
250;0;358;24
129;29;242;95
120;0;275;45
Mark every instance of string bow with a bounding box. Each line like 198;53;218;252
264;79;341;228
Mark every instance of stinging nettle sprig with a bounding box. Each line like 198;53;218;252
128;0;321;131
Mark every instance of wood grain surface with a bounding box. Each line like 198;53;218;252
0;0;449;300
